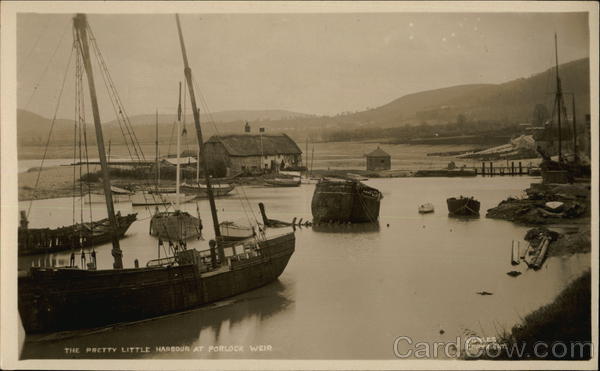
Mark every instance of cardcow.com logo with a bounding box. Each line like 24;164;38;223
393;336;593;359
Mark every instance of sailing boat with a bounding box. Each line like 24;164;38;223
179;103;235;198
149;82;203;241
537;34;585;183
18;14;295;334
130;107;196;206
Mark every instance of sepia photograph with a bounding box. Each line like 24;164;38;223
1;1;598;369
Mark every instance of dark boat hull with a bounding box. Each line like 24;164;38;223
311;180;382;223
18;232;294;334
18;213;137;256
264;178;301;187
446;197;480;216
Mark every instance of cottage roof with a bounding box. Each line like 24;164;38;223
206;134;302;156
366;147;390;158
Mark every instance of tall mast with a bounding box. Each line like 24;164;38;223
572;94;578;160
156;109;160;187
196;138;200;185
554;33;563;162
176;82;182;208
73;14;123;269
305;137;308;168
175;15;222;245
310;143;315;177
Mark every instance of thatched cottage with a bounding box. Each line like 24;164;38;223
204;134;302;176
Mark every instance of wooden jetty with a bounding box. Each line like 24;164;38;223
477;161;537;176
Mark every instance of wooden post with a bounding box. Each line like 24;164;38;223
511;161;515;175
489;162;493;176
519;161;522;175
482;162;485;176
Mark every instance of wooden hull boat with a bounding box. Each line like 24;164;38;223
18;213;137;256
150;210;202;241
18;232;295;334
83;193;132;204
418;203;434;214
219;221;255;241
180;182;235;197
311;179;382;224
446;196;480;216
83;185;134;203
131;191;195;206
264;177;301;187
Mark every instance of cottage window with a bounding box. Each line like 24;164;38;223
381;159;385;164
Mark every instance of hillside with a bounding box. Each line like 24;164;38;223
17;57;590;150
110;109;313;127
346;58;590;126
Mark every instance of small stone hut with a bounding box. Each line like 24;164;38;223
366;146;391;171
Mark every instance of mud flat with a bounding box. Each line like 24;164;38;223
19;165;100;201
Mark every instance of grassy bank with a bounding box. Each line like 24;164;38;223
472;270;591;360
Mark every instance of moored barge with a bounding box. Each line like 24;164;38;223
446;196;480;216
311;179;382;224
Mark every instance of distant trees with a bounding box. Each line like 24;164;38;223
320;118;522;143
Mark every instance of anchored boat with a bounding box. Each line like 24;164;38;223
418;203;435;214
18;211;136;256
149;82;203;241
311;178;382;224
18;14;295;334
219;221;255;241
264;171;301;187
180;182;235;197
446;196;480;216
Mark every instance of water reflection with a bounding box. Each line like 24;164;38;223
21;281;292;359
17;176;590;359
312;222;380;234
447;214;481;221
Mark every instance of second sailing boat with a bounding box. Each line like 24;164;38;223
149;82;202;241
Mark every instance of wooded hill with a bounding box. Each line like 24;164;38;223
17;58;589;148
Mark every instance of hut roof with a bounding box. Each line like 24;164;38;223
366;147;390;158
206;134;302;156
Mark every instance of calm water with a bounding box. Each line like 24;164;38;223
18;176;589;359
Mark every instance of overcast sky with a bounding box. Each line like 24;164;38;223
17;12;589;119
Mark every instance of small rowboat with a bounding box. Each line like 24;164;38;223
219;221;255;241
418;203;435;214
